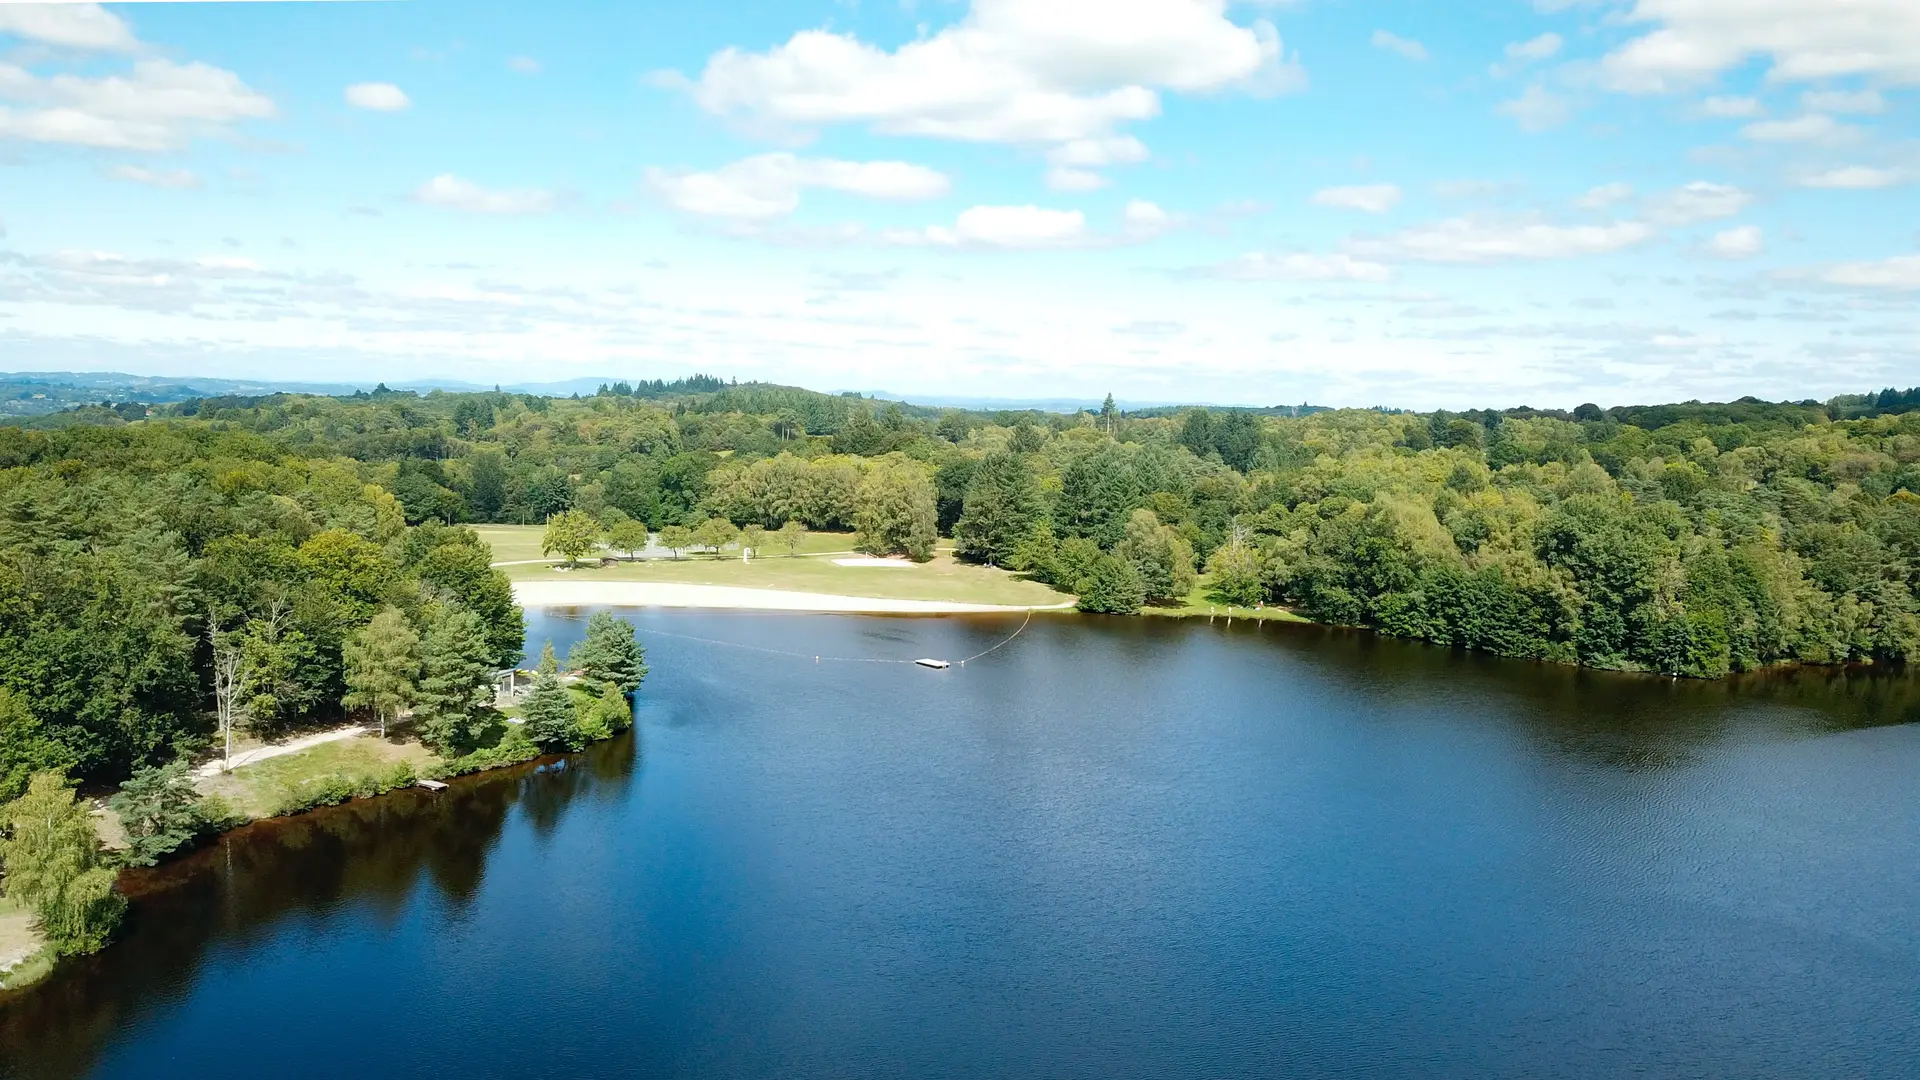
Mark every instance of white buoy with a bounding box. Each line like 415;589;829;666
914;658;952;669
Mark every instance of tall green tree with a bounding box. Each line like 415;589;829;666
520;672;584;752
854;461;938;561
954;451;1042;568
568;611;648;696
0;772;125;956
1078;553;1144;614
413;607;500;755
0;690;64;804
1117;509;1197;603
342;608;420;739
108;760;207;868
542;510;599;565
1208;541;1268;607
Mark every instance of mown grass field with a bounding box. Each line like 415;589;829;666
514;551;1070;607
476;525;1071;607
197;737;437;820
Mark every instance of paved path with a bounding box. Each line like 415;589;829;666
195;725;369;777
514;581;1076;614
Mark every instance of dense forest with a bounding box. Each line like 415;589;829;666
3;379;1918;797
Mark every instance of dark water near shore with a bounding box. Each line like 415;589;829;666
3;613;1918;1079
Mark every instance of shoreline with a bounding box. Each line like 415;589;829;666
511;580;1077;614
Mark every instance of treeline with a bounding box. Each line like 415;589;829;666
0;423;526;794
13;380;1920;681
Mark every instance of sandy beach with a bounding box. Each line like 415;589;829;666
512;581;1074;614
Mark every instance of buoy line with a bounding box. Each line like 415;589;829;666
547;608;1038;668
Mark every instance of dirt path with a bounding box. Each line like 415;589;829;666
194;725;368;777
0;905;40;981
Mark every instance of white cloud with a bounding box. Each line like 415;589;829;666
1312;183;1402;213
1740;113;1849;141
1506;33;1563;63
1371;30;1428;62
345;82;411;112
1497;85;1572;132
0;3;137;53
644;153;950;220
1696;95;1763;118
413;175;555;215
1644;181;1751;225
1351;215;1656;264
1201;252;1394;282
1821;254;1920;290
1042;134;1150;189
1702;224;1764;259
1122;198;1173;235
1800;165;1903;188
1801;88;1885;114
108;164;200;189
508;57;542;75
1044;166;1107;191
0;59;275;151
1576;182;1635;209
660;0;1304;149
923;204;1089;249
1600;0;1920;93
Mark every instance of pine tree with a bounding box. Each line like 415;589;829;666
1;772;125;956
954;451;1042;568
567;611;647;695
520;672;583;752
536;640;559;675
413;607;500;754
1077;553;1145;614
108;760;206;867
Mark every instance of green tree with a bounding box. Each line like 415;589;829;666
108;760;207;868
854;461;938;561
520;672;583;752
0;690;65;804
1208;541;1267;607
954;451;1042;567
536;640;559;675
658;524;693;559
692;516;739;557
577;684;633;741
568;611;648;695
1116;509;1197;603
0;772;125;956
542;509;599;565
237;612;325;736
342;608;420;739
777;520;808;557
608;519;651;561
413;607;500;755
1078;554;1144;614
741;524;768;560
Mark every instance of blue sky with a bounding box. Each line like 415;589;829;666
0;0;1915;408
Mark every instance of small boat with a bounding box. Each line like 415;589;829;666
914;658;952;670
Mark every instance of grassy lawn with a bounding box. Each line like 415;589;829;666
196;736;439;821
509;550;1072;607
1142;577;1313;623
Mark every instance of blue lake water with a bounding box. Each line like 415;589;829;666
2;611;1917;1078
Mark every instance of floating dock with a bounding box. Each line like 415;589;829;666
416;780;450;793
914;658;952;670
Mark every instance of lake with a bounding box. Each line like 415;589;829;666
2;611;1917;1079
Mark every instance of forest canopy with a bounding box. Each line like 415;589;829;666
3;377;1918;787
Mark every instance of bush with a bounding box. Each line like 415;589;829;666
432;724;541;779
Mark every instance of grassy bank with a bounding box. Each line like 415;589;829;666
0;897;50;993
197;736;440;821
1145;578;1314;623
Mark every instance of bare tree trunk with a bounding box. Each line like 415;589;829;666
208;619;251;772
